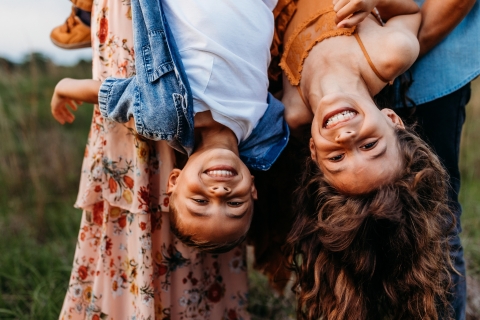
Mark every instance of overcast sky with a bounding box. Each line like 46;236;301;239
0;0;92;65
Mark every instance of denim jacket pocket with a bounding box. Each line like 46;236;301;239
142;30;175;83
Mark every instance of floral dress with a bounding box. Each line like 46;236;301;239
59;1;249;319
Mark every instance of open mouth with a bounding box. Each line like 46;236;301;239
323;108;358;129
204;166;238;179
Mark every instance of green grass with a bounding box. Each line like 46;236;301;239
0;54;91;319
460;80;480;281
0;54;479;319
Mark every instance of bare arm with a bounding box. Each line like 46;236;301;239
417;0;476;57
374;0;419;21
51;78;101;124
334;0;419;28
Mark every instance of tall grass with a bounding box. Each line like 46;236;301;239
0;54;478;319
0;54;92;319
460;81;480;277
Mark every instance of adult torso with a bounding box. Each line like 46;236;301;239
405;0;480;105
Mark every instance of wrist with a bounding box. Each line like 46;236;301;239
55;78;72;98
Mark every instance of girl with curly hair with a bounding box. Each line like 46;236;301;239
267;0;456;318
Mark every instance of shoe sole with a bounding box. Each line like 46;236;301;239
51;38;91;50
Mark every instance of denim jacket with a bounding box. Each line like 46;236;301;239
98;0;194;155
395;0;480;107
98;0;289;171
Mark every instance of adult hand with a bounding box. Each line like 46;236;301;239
333;0;378;28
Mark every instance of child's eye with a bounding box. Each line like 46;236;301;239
328;154;344;162
227;201;244;207
192;198;208;204
360;140;378;150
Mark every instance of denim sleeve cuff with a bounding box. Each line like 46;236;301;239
97;77;116;118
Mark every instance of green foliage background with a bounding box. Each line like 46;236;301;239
0;54;478;319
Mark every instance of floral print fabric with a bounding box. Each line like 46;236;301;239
60;0;249;319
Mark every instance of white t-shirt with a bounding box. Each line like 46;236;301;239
162;0;278;143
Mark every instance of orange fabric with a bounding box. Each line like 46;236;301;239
276;0;391;88
269;0;298;83
279;0;355;86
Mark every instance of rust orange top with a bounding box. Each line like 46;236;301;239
269;0;298;84
269;0;389;90
279;0;355;86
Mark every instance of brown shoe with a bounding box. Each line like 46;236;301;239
50;7;91;49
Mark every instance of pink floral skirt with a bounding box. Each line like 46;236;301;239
60;201;250;320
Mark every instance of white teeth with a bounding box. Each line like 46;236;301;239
207;170;234;177
325;110;356;128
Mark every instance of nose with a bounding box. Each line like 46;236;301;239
209;185;232;196
335;130;356;143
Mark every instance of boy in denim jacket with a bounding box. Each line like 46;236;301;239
50;0;289;253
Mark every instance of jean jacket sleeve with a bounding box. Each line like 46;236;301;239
93;0;195;155
98;76;138;124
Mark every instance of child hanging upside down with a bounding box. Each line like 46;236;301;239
51;0;289;254
268;0;456;318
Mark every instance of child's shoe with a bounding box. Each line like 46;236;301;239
50;8;91;49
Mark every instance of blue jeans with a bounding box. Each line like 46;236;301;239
408;83;470;320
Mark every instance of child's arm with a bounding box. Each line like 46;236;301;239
334;0;419;29
51;78;101;124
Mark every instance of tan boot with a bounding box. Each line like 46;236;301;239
50;7;91;49
71;0;93;12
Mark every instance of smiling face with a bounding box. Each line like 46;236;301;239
309;93;405;194
166;148;257;243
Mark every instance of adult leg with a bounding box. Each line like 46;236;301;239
411;83;471;320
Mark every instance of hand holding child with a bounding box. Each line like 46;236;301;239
51;78;101;124
333;0;379;28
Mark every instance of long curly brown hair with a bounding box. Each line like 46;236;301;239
285;127;455;320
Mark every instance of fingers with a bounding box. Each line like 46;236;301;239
51;96;77;124
335;1;362;24
67;100;78;111
333;0;348;11
52;106;75;124
333;0;350;15
334;0;351;23
337;11;370;28
334;0;375;27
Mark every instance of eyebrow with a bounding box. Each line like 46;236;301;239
325;145;388;174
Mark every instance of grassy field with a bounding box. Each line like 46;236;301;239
0;54;478;319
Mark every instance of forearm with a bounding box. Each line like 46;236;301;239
417;0;476;56
55;78;101;104
375;0;419;21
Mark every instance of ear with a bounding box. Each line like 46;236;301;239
166;169;182;195
250;176;258;200
309;137;317;161
381;108;405;129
